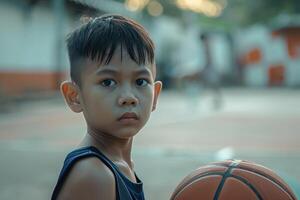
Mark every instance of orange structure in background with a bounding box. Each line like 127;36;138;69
268;64;285;86
241;48;262;65
0;71;66;96
273;26;300;59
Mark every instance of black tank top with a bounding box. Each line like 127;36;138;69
51;146;145;200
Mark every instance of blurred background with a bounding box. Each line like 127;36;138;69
0;0;300;199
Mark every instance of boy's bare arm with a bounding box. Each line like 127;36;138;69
57;157;116;200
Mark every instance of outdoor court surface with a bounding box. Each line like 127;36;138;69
0;88;299;199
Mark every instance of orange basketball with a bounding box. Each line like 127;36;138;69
170;160;297;200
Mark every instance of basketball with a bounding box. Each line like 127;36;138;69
170;159;297;200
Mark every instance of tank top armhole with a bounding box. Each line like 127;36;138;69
51;147;130;200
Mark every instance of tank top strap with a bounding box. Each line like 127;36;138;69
51;146;133;200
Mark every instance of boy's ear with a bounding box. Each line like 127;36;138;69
152;81;162;111
60;81;83;113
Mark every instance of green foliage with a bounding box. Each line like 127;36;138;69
112;0;300;27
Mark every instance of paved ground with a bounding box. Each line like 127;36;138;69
0;88;300;200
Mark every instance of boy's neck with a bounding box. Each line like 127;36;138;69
79;128;134;168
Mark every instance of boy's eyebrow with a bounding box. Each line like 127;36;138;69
96;68;118;76
133;68;152;76
95;68;152;76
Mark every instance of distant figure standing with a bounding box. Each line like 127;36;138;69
200;33;222;110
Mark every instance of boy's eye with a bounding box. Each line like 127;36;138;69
101;79;116;87
136;79;149;86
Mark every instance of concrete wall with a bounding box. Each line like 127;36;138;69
0;1;74;95
0;1;70;71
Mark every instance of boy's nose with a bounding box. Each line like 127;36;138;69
118;94;139;106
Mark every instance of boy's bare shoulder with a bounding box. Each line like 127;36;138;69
57;157;116;200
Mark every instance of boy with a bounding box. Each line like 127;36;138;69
51;14;162;200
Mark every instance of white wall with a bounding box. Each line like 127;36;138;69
0;1;70;72
149;16;206;77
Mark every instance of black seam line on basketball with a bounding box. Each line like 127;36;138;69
171;172;224;199
212;163;296;200
213;164;237;200
230;174;264;200
231;168;297;200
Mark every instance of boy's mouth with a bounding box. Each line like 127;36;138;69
118;112;139;121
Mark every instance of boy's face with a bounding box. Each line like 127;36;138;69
61;47;162;139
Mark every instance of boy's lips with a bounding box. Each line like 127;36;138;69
118;112;139;121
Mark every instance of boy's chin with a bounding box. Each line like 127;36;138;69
115;128;141;139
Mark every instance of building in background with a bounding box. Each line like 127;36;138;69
1;0;300;98
236;15;300;87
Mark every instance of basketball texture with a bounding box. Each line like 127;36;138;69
170;160;297;200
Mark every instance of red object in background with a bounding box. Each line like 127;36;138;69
268;64;285;86
241;48;262;65
272;27;300;59
285;36;300;59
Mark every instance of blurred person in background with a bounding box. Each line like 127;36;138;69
200;32;222;110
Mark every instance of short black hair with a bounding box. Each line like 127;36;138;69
66;14;155;86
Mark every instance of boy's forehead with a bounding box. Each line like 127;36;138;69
84;47;156;76
84;53;156;79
